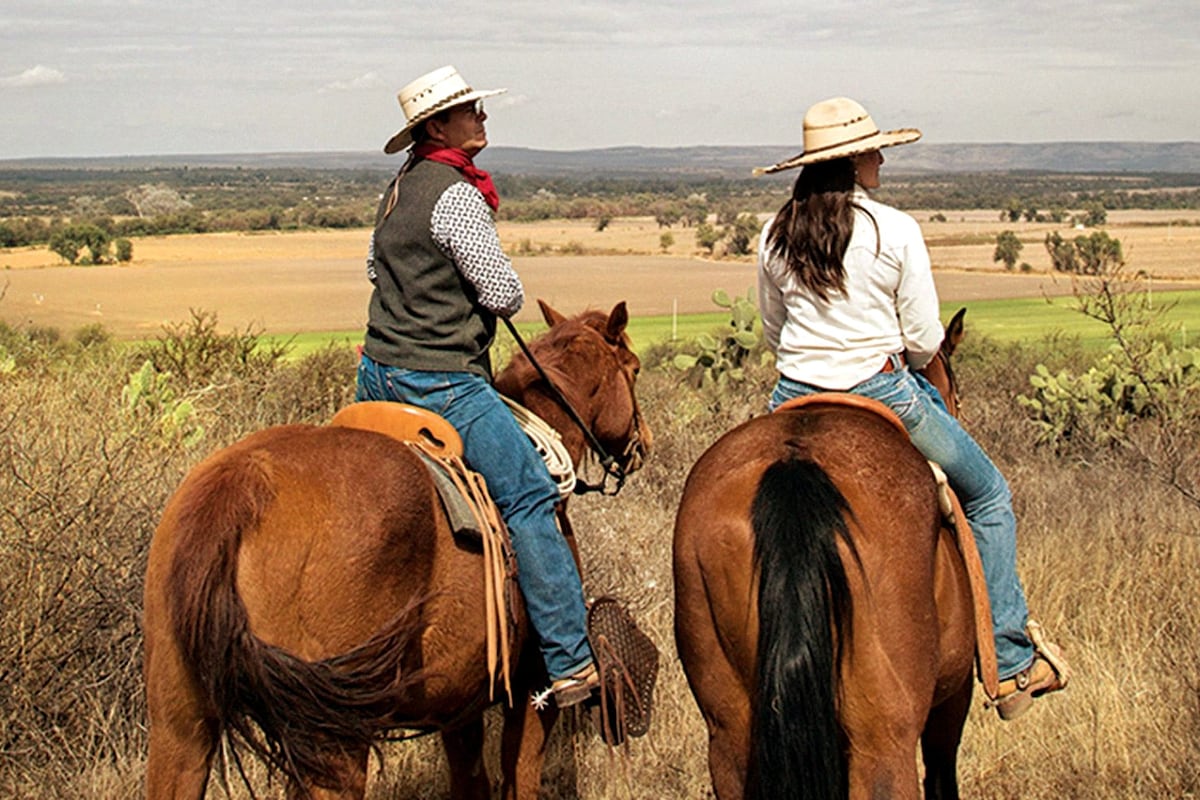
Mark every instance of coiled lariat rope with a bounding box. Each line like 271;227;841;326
501;395;576;498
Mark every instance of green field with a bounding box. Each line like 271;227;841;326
262;289;1200;360
936;289;1200;349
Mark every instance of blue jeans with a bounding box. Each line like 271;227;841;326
356;354;592;680
770;364;1035;678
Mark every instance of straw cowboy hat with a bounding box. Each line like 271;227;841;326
754;96;921;175
383;65;507;154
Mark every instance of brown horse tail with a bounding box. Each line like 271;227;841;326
747;457;856;800
165;450;426;793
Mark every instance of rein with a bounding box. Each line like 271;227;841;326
502;317;636;496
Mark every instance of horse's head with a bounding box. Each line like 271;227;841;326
917;307;965;418
496;300;652;488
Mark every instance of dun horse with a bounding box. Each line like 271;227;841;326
143;301;651;799
674;309;975;800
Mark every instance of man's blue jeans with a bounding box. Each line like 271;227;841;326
356;354;592;680
769;363;1036;678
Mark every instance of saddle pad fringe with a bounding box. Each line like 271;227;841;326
408;440;517;706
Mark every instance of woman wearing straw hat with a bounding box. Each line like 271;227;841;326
755;97;1069;720
356;65;599;707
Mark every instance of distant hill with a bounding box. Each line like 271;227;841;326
3;142;1199;177
484;143;1200;177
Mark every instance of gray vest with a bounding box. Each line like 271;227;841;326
363;160;496;378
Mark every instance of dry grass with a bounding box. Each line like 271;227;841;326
2;219;1200;796
2;324;1198;798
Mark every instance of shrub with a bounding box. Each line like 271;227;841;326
73;323;112;349
1045;230;1124;275
133;309;288;386
994;230;1023;271
695;222;720;254
1018;262;1200;506
114;237;133;263
724;214;761;256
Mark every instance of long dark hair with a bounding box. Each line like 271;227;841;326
765;157;876;302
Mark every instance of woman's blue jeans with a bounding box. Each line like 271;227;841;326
770;365;1036;678
356;354;592;680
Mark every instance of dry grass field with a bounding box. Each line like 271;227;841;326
4;337;1195;799
2;210;1199;798
3;211;1198;340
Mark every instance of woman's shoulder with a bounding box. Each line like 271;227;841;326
858;194;921;235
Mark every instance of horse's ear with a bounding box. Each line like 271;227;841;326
538;299;568;328
943;307;967;357
605;302;629;341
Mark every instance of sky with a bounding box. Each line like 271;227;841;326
2;1;1198;159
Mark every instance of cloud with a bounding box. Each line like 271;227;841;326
319;71;386;93
0;65;66;88
491;93;530;111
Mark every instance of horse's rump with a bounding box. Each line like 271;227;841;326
675;403;953;799
150;424;495;788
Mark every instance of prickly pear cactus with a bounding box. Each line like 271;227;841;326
1018;343;1199;449
673;287;762;388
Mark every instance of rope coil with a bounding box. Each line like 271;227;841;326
501;395;576;498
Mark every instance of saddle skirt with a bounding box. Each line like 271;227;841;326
330;401;483;537
330;401;519;702
774;392;1001;699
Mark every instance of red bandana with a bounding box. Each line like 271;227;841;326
413;144;500;211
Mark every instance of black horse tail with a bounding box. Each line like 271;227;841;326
747;456;855;800
165;447;426;795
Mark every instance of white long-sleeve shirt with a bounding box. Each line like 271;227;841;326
757;189;943;390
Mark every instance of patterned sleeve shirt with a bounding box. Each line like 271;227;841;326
431;182;524;318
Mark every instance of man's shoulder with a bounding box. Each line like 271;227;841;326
412;158;464;184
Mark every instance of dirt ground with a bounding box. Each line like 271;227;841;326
2;212;1198;339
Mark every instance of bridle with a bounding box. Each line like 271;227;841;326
503;318;644;496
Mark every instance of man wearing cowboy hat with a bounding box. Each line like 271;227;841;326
356;66;599;707
756;96;1070;721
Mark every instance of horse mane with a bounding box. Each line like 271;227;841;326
499;309;614;393
164;441;430;794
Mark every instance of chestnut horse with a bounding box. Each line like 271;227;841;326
674;310;976;800
143;301;651;799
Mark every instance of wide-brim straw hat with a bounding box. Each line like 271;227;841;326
383;65;506;154
754;96;921;175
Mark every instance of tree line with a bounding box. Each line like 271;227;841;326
1;166;1198;253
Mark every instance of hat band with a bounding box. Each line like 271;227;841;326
802;127;882;158
405;86;475;123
